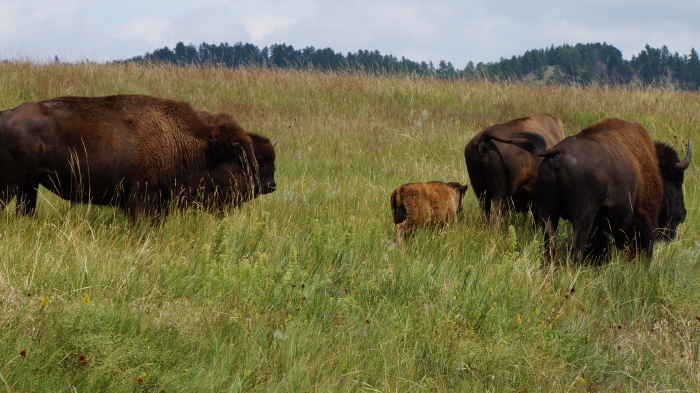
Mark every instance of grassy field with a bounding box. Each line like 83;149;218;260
0;62;699;392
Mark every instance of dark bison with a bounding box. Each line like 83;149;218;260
496;118;690;262
465;113;564;223
390;181;469;244
0;94;277;218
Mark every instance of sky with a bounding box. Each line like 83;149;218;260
1;0;698;67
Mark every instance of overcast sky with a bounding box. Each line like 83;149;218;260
1;0;698;67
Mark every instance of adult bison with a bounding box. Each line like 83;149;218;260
464;113;564;223
0;94;277;218
499;118;690;262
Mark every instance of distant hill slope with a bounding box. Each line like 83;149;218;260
120;42;700;90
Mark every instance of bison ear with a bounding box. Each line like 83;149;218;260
211;127;222;141
460;184;469;194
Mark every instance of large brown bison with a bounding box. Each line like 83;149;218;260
0;95;277;218
464;113;564;223
498;118;690;262
390;181;469;244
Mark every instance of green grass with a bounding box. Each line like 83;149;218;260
0;62;699;392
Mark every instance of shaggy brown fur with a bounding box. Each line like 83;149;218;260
465;113;564;223
536;118;689;262
390;181;468;244
0;94;276;218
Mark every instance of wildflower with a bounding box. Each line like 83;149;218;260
82;294;90;304
40;296;49;308
516;313;522;325
20;349;27;357
570;288;575;293
365;319;370;324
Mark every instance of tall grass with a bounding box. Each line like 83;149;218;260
0;62;698;392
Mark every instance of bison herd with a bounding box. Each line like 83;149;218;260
395;114;691;264
0;95;692;264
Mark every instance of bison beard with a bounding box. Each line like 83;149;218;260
0;95;277;218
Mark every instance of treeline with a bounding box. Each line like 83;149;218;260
482;43;700;89
122;41;700;89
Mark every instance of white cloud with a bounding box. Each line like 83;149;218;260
243;14;299;41
118;16;176;47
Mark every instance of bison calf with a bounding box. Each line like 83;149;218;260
390;181;469;244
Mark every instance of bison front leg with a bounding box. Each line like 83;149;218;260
15;184;39;215
632;214;655;260
126;184;167;220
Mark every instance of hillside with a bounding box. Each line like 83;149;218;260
123;42;700;89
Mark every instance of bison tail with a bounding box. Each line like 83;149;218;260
390;189;407;225
537;147;563;158
480;130;547;154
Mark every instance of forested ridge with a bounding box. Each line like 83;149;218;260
122;41;700;89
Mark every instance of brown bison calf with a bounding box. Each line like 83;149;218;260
390;181;469;244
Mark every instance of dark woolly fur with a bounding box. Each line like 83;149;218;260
0;95;276;218
465;113;564;221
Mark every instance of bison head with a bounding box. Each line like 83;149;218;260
446;182;469;213
655;140;691;240
249;133;277;195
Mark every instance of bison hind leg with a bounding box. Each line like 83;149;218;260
583;228;610;265
395;222;407;245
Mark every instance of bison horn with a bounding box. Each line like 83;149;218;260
272;138;280;147
675;139;691;171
